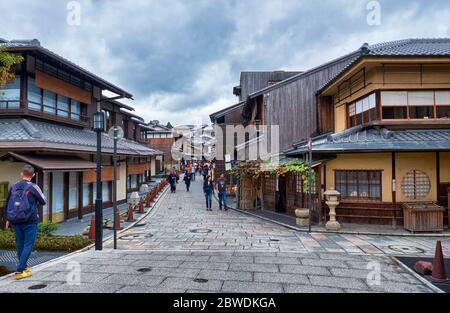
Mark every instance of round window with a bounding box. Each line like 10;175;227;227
401;170;431;200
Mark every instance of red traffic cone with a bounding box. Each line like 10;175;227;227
114;208;122;230
88;214;96;241
138;197;145;214
126;203;135;222
432;241;448;283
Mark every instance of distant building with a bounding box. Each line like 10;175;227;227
141;120;175;172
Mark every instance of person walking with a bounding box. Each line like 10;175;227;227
183;170;191;192
5;165;46;280
216;174;228;211
190;164;196;181
168;168;179;193
203;175;214;211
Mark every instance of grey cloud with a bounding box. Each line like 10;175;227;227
1;0;449;125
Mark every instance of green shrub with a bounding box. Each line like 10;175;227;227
38;221;59;236
0;230;91;252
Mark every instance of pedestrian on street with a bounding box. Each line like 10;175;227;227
190;164;196;181
168;168;179;193
203;175;214;211
202;165;209;181
5;164;46;280
216;173;228;211
183;170;191;192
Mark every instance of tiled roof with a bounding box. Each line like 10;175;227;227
0;39;132;98
365;38;450;56
287;126;450;155
318;38;450;92
0;119;162;156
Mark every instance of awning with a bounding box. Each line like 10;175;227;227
0;152;97;171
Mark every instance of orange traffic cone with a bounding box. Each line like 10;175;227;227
126;203;135;222
138;197;145;214
432;240;448;283
88;214;96;241
146;193;151;208
114;208;122;230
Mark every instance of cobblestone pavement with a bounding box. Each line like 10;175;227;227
0;178;448;293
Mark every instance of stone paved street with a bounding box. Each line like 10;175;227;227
0;177;449;293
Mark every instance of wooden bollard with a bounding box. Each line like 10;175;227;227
138;197;145;214
127;203;135;222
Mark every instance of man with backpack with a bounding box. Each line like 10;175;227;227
5;164;46;280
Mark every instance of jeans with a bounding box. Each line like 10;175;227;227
191;173;195;181
205;192;212;209
218;191;227;210
12;223;38;272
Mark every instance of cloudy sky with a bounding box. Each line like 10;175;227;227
1;0;449;126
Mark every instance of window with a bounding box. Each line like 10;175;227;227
348;93;376;127
71;100;80;121
68;173;78;209
43;90;56;114
57;95;70;118
83;183;90;207
52;172;64;213
381;91;408;119
28;77;42;111
408;92;434;119
436;91;450;118
401;170;431;200
0;75;20;109
381;90;450;120
335;170;381;200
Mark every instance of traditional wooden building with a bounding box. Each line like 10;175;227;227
223;39;450;227
0;39;162;225
287;39;450;226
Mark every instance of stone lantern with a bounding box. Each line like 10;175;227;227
130;191;140;208
139;184;149;194
324;188;341;231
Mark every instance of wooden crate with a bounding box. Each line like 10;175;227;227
403;203;445;233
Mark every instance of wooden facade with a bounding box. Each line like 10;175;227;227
0;40;161;225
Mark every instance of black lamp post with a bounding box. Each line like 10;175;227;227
93;112;105;250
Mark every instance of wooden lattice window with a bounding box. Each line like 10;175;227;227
264;175;276;192
335;170;381;200
401;170;431;200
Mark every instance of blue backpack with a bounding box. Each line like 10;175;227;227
6;183;35;224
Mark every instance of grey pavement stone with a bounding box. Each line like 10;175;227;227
254;272;309;285
49;282;124;293
369;281;432;293
254;256;301;265
301;258;348;268
308;275;368;290
229;263;279;273
284;284;343;293
279;264;330;276
209;256;254;263
221;281;283;293
101;273;165;287
179;261;230;270
159;277;223;292
197;270;253;282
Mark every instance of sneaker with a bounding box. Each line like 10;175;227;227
24;267;31;274
15;271;32;280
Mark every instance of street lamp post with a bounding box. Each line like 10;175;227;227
108;125;124;250
93;112;105;251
